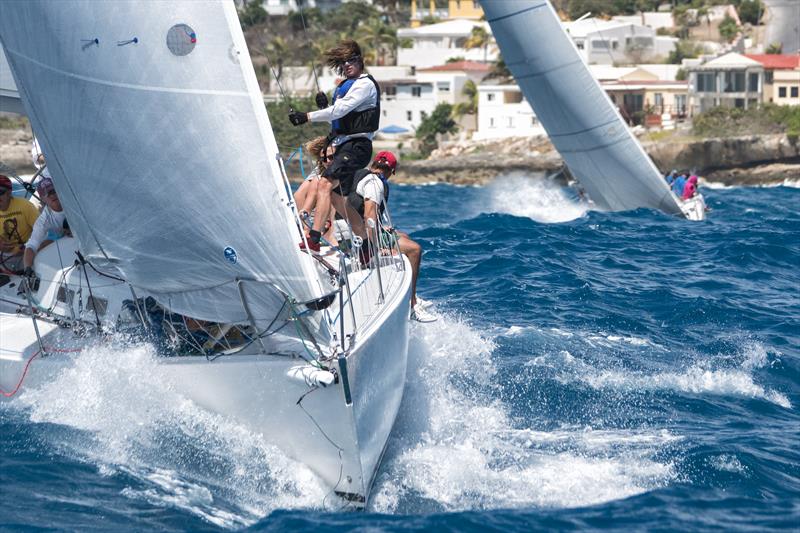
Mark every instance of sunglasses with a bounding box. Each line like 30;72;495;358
343;55;361;66
320;153;334;162
0;187;9;195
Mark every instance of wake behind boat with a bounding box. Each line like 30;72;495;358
480;0;707;221
0;0;412;508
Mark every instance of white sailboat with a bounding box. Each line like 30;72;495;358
479;0;706;221
0;0;412;507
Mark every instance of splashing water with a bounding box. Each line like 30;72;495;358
484;173;588;223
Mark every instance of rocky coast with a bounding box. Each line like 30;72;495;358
2;125;798;186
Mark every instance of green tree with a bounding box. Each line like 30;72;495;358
265;36;289;83
360;17;398;66
266;95;329;154
464;25;491;62
766;42;783;54
416;103;457;156
453;80;478;118
718;14;739;42
737;0;763;25
239;1;267;29
666;40;703;64
486;58;512;82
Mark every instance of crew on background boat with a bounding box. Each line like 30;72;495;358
288;39;379;252
22;177;70;283
347;151;435;322
0;174;38;274
682;175;699;200
665;169;677;186
671;173;688;197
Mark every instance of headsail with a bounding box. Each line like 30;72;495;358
480;0;688;218
0;0;328;323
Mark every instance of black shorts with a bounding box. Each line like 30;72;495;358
323;137;372;197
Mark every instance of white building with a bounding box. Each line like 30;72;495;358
688;52;763;113
474;84;545;141
252;0;370;16
612;12;674;31
416;60;489;105
565;18;676;65
396;19;496;69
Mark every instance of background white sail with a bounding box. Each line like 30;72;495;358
480;0;686;218
0;0;328;323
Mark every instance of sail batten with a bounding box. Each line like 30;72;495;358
480;0;687;217
0;0;326;322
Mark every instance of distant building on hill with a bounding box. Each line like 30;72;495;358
565;18;677;65
410;0;483;28
687;52;764;114
474;83;545;141
245;0;371;16
397;19;497;69
745;54;800;106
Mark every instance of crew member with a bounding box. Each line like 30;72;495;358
288;39;379;251
0;174;38;274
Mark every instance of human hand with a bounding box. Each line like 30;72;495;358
288;110;308;126
315;91;328;109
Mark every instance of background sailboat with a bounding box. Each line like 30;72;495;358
480;0;706;221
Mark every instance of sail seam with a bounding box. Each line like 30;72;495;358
485;3;548;23
547;117;620;139
513;58;584;80
556;135;630;154
4;47;250;97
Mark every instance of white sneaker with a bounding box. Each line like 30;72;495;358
414;297;434;311
410;304;437;323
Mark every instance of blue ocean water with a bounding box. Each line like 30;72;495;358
1;175;798;531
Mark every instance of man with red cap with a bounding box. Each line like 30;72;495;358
347;152;435;322
0;174;38;274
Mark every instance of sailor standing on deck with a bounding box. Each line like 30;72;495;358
288;39;379;252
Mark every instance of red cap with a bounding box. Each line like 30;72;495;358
0;175;12;190
373;151;397;172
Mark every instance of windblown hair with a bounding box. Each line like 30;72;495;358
305;135;330;172
324;39;363;75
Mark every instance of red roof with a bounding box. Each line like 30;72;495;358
418;60;491;73
744;54;800;70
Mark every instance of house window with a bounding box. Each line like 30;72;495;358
506;117;514;127
420;111;428;120
591;39;610;50
612;40;619;50
696;72;716;92
779;86;787;97
654;93;663;108
675;94;687;114
384;86;397;97
406;110;412;121
504;91;523;104
437;82;450;92
489;117;495;128
765;71;773;83
412;86;422;97
748;73;759;92
531;116;538;126
382;110;387;117
792;87;799;98
576;41;585;50
723;71;745;93
487;92;495;101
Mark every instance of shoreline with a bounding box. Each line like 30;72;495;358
2;127;798;186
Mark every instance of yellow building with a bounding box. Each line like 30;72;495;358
410;0;483;27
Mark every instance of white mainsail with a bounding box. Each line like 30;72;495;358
0;0;327;323
480;0;689;218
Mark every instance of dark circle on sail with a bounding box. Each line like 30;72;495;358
166;24;197;56
224;246;238;265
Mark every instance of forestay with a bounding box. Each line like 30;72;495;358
0;0;327;323
480;0;685;218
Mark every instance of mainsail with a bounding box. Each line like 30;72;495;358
480;0;686;218
0;0;327;323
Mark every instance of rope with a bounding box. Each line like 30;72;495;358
0;346;83;398
297;0;322;94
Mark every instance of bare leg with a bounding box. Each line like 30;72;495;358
397;232;421;307
330;192;366;240
312;178;338;234
298;179;320;215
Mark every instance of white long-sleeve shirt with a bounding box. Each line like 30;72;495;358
25;206;67;251
308;74;378;146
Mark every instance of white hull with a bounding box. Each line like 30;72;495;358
1;239;412;507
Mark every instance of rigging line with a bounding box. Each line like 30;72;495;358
297;0;322;93
263;51;292;109
75;251;102;329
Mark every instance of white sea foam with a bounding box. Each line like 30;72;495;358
370;314;677;513
18;342;327;528
543;338;791;409
484;173;589;223
709;454;748;475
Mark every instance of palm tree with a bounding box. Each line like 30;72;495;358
265;36;289;83
453;79;478;117
464;25;491;62
359;17;398;66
